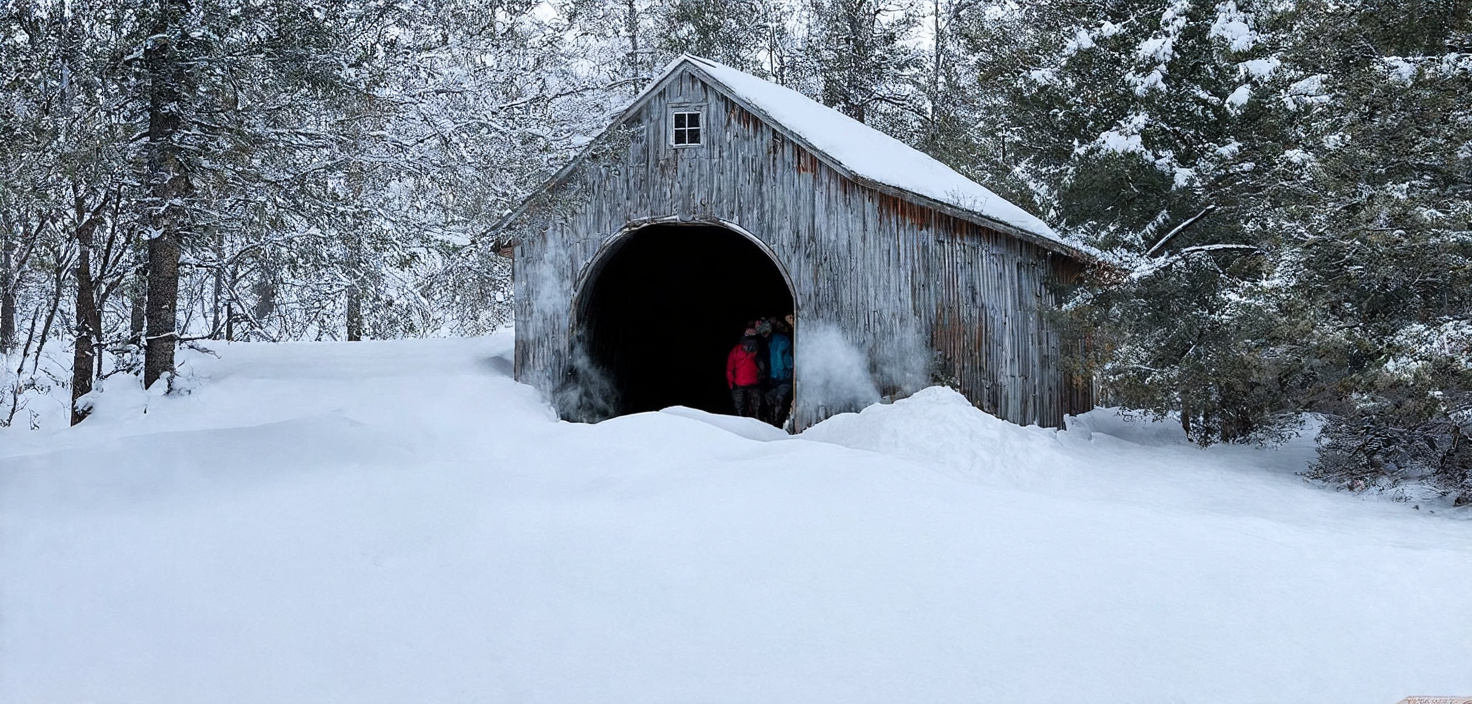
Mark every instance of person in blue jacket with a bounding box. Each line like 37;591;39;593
762;315;794;427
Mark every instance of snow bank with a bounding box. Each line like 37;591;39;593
803;386;1445;527
805;386;1071;485
657;405;789;442
4;335;1471;704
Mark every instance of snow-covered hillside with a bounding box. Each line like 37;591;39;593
3;333;1470;704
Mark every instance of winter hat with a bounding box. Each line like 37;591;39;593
756;320;772;336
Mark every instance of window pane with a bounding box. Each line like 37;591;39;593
687;112;700;128
674;113;686;128
673;128;687;145
688;127;701;144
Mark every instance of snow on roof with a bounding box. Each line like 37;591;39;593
672;56;1077;254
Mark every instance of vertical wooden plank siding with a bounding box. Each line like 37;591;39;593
509;68;1092;429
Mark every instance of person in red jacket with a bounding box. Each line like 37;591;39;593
726;328;765;418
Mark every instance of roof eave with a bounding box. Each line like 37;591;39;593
851;176;1094;262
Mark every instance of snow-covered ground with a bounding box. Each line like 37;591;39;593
3;333;1469;704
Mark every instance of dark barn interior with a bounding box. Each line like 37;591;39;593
576;224;793;417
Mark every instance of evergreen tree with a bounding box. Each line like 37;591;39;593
1287;0;1472;500
955;0;1472;497
912;0;981;166
961;0;1307;442
656;0;767;71
805;0;922;128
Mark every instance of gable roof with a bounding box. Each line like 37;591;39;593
496;55;1090;261
679;57;1084;255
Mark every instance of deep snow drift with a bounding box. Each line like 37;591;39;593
2;333;1470;704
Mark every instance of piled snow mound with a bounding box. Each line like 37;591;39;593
658;405;791;442
804;386;1072;486
802;386;1455;525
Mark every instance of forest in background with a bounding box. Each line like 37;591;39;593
2;0;1469;501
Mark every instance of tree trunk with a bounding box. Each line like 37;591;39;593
130;274;146;347
70;215;102;425
32;252;68;375
141;0;191;391
345;286;363;341
211;261;222;339
928;0;942;151
18;306;40;373
252;277;275;328
1;227;15;353
143;231;181;389
344;159;367;342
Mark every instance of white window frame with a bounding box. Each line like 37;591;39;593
670;106;705;147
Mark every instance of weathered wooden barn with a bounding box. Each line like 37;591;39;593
494;55;1094;430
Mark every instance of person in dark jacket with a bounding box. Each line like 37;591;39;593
764;317;794;427
726;329;764;418
750;318;771;372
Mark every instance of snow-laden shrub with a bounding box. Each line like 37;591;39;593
1309;330;1472;505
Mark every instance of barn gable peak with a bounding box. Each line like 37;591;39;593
618;55;1089;260
491;55;1090;262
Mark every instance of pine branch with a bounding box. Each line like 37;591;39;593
1144;205;1218;257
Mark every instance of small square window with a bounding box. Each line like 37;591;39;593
673;110;702;146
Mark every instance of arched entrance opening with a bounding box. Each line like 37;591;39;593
573;222;794;419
